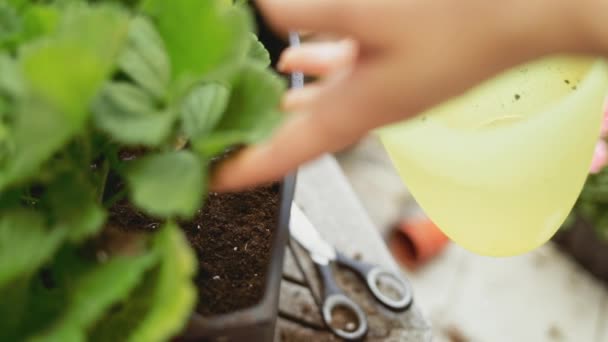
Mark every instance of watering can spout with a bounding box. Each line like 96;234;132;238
378;56;608;257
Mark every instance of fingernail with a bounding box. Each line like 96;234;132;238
277;48;294;72
277;58;287;72
209;144;271;192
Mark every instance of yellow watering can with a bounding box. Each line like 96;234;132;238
377;56;608;256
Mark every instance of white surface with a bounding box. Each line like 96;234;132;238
336;135;608;342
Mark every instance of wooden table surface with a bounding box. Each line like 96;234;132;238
275;155;432;341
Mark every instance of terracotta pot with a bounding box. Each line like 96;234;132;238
388;217;450;270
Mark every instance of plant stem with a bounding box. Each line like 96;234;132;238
98;158;110;204
103;188;126;209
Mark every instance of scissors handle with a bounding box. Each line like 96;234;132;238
316;262;368;341
336;253;413;311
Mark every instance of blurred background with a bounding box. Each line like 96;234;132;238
335;135;608;342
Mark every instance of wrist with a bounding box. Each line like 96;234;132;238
533;0;608;56
497;0;608;60
576;0;608;55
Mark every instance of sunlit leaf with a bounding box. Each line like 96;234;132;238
0;2;21;50
141;0;251;91
21;5;59;43
20;4;129;121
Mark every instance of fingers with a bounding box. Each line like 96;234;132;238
282;85;323;112
210;111;364;192
278;40;357;112
255;0;372;39
211;57;399;192
278;40;357;76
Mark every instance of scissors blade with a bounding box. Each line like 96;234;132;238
290;204;336;263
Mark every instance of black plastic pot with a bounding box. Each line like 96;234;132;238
553;216;608;284
179;7;299;342
181;175;296;342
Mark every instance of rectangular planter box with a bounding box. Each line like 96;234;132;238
181;175;296;342
179;6;299;342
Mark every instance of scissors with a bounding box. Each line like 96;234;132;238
289;204;414;340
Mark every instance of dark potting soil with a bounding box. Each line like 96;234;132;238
183;185;280;315
106;184;280;316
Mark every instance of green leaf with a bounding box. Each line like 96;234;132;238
0;101;72;190
6;275;66;341
44;172;106;242
0;3;57;50
92;82;176;146
20;4;129;120
180;83;230;140
93;17;176;147
0;54;23;167
0;2;21;50
141;0;252;90
193;62;285;156
6;0;29;10
248;33;271;67
21;5;59;43
117;16;170;101
28;250;157;342
0;209;65;289
126;151;205;218
217;62;285;133
1;6;120;189
0;53;25;98
91;223;196;342
193;131;250;158
0;277;30;341
102;82;155;115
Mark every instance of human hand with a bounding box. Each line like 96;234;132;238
212;0;608;191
